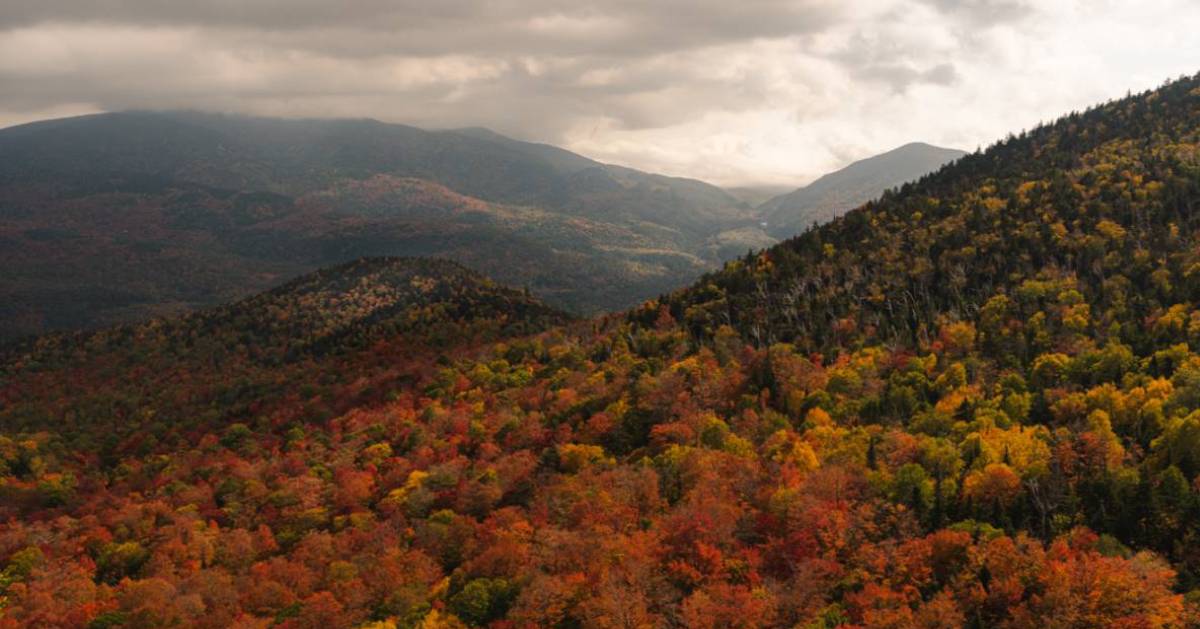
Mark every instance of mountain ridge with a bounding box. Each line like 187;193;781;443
0;110;749;219
0;111;751;339
758;141;967;237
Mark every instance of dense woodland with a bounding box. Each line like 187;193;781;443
3;74;1200;627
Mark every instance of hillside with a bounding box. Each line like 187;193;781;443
0;111;739;217
0;257;570;456
759;142;966;238
3;75;1200;628
0;111;752;340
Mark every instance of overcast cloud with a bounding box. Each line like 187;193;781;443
1;0;1198;186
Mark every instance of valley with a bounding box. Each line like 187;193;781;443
0;112;959;341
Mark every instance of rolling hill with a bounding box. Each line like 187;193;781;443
0;256;570;455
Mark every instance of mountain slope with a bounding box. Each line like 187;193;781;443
1;256;570;453
759;141;966;237
0;111;750;229
663;83;1198;352
0;111;751;340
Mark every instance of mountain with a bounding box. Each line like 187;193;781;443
0;111;752;341
758;141;966;238
4;75;1200;628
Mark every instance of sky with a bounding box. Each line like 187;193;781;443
1;0;1198;187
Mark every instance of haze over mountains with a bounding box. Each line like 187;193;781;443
0;110;748;339
0;110;958;341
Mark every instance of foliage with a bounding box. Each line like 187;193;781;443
3;74;1200;627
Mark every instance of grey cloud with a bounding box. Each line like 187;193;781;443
855;61;959;92
0;0;842;57
0;1;488;30
0;0;845;140
918;0;1034;25
823;20;962;94
923;62;957;85
0;0;850;146
0;0;1191;187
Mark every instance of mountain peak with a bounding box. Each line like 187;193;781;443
757;141;967;237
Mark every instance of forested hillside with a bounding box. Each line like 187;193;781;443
1;257;569;460
3;75;1200;628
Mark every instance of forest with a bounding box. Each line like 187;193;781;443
3;74;1200;627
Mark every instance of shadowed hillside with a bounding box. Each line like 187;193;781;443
1;257;570;455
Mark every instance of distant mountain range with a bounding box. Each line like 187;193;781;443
0;110;960;341
757;142;966;238
0;111;755;339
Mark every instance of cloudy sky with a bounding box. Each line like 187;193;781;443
1;0;1198;187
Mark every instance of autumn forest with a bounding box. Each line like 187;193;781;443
3;51;1200;629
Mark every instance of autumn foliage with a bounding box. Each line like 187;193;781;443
4;75;1200;627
